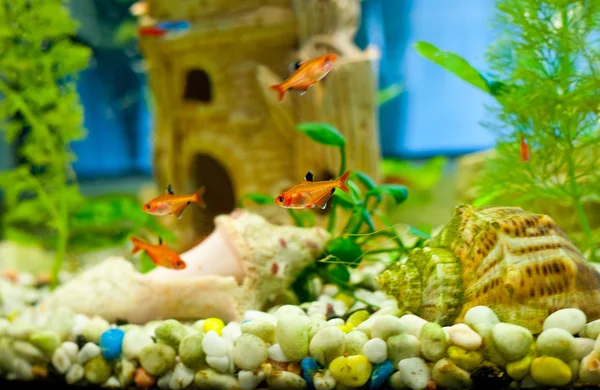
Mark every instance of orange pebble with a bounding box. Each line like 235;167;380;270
32;365;48;378
266;359;288;372
134;368;156;388
427;379;438;390
287;362;302;375
2;269;18;282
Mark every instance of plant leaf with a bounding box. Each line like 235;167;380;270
139;253;157;273
413;41;491;95
378;83;404;105
408;225;432;239
325;237;363;268
327;263;351;283
368;184;409;205
237;193;274;207
352;171;377;191
296;123;346;148
332;190;357;209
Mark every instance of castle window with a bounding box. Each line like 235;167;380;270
183;69;212;103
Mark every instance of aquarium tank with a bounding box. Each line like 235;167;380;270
0;0;599;389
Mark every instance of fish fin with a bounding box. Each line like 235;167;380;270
337;170;351;193
193;187;206;208
289;61;303;71
313;192;331;209
304;171;314;182
158;237;163;245
130;237;144;255
166;184;174;195
174;203;189;219
270;84;287;101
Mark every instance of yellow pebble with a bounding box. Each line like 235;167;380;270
7;311;18;322
530;356;571;387
346;310;370;327
506;352;533;380
334;293;354;308
338;324;354;334
447;346;484;372
329;355;372;387
203;318;225;336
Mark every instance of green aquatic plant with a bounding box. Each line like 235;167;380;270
414;0;600;260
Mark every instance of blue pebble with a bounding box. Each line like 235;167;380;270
301;357;322;390
157;21;191;31
241;319;251;325
99;328;125;361
369;360;395;390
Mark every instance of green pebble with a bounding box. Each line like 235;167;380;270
506;352;533;380
581;320;600;339
447;345;483;372
431;358;472;390
536;328;576;362
309;326;345;366
370;315;406;340
387;334;420;366
81;317;110;344
45;306;75;340
155;319;187;349
179;333;206;370
194;368;241;389
344;331;369;356
241;320;276;344
115;358;136;387
480;332;509;367
29;330;60;354
530;356;572;387
233;334;269;371
276;314;309;362
308;319;328;340
267;370;308;389
139;343;176;376
568;359;579;383
12;341;45;363
420;322;447;362
84;355;112;385
491;323;533;361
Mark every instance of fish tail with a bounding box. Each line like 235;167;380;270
337;170;351;193
131;237;144;255
193;187;206;208
270;84;287;101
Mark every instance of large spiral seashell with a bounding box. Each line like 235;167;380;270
377;204;600;334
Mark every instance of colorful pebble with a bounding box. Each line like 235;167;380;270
99;328;125;361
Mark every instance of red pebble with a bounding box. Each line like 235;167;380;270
134;368;156;388
2;269;18;282
271;263;279;275
278;237;287;248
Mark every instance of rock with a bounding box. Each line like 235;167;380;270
122;329;154;360
536;328;576;361
115;358;137;387
206;355;230;373
238;369;265;390
313;369;336;390
51;347;72;374
241;320;276;344
29;330;60;354
203;330;229;357
387;334;420;366
363;338;388;364
491;323;533;361
398;357;430;390
370;360;394;390
370;315;406;340
579;351;600;385
84;355;112;385
581;319;600;339
398;315;428;338
12;341;45;363
345;330;369;356
155;319;187;349
329;355;372;387
135;367;157;388
268;343;290;362
530;356;571;386
195;368;241;389
447;346;483;372
178;333;206;370
448;324;482;351
66;363;84;385
77;342;101;365
100;328;125;361
169;362;195;389
277;314;309;362
463;306;499;335
420;322;447;362
431;358;472;390
233;334;268;370
81;316;110;344
139;343;177;376
575;338;596;360
543;308;586;335
506;352;533;380
309;326;345;366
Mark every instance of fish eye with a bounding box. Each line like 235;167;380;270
145;205;151;210
277;196;284;203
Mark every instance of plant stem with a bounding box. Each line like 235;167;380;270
287;209;303;227
327;197;337;233
339;145;347;176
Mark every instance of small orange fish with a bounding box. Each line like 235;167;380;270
520;134;530;162
275;170;351;209
270;54;337;101
131;236;186;270
143;184;206;219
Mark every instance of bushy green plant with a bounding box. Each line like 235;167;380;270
414;0;600;260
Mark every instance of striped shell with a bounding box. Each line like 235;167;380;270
377;204;600;334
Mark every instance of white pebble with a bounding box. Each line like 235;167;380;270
307;302;328;317
442;327;452;342
61;341;79;361
273;305;307;321
380;300;399;310
157;371;174;389
322;284;339;297
314;369;336;390
202;330;229;357
575;338;596;360
463;306;499;329
398;357;430;390
388;371;404;390
71;314;90;338
399;314;428;338
268;343;290;362
13;358;33;380
169;362;195;389
363;338;387;364
122;329;154;360
318;295;335;305
103;376;121;388
207;355;230;373
66;364;84;384
543;308;587;335
77;342;101;365
332;301;347;317
51;348;72;374
0;318;9;336
17;272;36;287
243;311;277;326
327;318;344;327
448;323;482;351
222;322;242;343
239;369;265;390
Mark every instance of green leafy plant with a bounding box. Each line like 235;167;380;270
240;122;429;302
414;0;600;260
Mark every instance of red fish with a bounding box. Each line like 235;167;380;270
143;185;206;219
270;54;337;101
275;170;351;209
138;26;166;37
131;237;186;270
520;134;530;162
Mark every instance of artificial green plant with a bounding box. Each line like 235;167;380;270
414;0;600;260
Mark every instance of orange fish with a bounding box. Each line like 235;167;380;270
520;134;530;162
143;184;206;219
131;236;186;270
270;54;337;101
275;170;351;209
